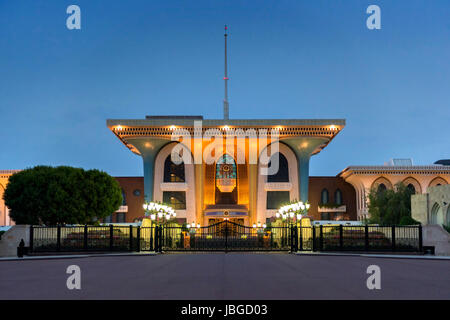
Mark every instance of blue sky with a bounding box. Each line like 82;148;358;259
0;0;449;177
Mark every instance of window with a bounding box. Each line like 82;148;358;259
215;154;238;199
334;212;344;221
267;153;289;182
163;191;186;210
104;214;112;223
321;213;330;220
164;155;185;182
335;189;343;205
377;183;387;193
216;154;237;180
133;189;141;196
407;184;416;194
266;191;290;209
116;213;126;223
321;189;329;205
121;189;127;206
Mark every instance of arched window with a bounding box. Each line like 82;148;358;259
335;189;343;205
267;153;289;182
377;183;387;193
215;154;237;195
321;189;329;205
121;189;127;206
164;155;185;182
407;183;416;194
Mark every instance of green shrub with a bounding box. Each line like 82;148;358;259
3;166;122;225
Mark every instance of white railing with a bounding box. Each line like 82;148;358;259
116;205;128;213
318;205;346;213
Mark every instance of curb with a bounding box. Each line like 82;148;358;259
0;252;158;262
294;252;450;260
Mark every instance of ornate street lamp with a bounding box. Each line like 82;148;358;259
275;201;311;227
142;201;177;227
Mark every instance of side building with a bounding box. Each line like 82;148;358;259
0;170;21;226
338;159;450;220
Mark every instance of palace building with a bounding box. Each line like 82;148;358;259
106;116;345;227
105;26;348;227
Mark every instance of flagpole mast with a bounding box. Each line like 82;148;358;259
223;25;229;120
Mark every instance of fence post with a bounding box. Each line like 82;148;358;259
136;226;141;252
29;226;34;253
365;225;369;251
57;225;61;252
290;226;298;252
84;225;88;251
339;225;343;250
154;226;159;252
129;225;133;251
158;226;163;253
109;225;114;251
312;226;316;251
319;225;323;251
418;225;423;253
392;225;396;252
150;226;154;251
299;226;303;251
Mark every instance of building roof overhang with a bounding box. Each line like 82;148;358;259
106;118;346;157
338;165;450;179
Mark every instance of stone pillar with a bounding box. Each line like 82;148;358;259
194;163;204;225
282;137;329;203
248;164;259;225
143;155;157;202
131;138;169;202
298;154;311;202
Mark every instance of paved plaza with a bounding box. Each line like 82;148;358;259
0;253;449;300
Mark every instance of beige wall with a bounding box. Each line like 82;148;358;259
153;142;196;224
412;184;450;226
256;142;299;223
0;225;29;257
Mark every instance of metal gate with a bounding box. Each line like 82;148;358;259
159;220;294;252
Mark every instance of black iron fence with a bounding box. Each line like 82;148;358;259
159;221;292;252
29;224;422;253
30;225;152;253
295;225;422;253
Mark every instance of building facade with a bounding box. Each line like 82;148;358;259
338;163;450;220
111;176;358;223
0;170;20;226
107;116;345;226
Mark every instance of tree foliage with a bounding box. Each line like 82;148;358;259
3;166;122;225
368;182;420;225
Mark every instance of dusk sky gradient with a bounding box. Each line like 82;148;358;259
0;0;449;177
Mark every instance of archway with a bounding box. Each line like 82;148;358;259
430;203;442;225
215;154;238;205
402;177;422;194
428;177;448;188
447;206;450;226
371;177;393;191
